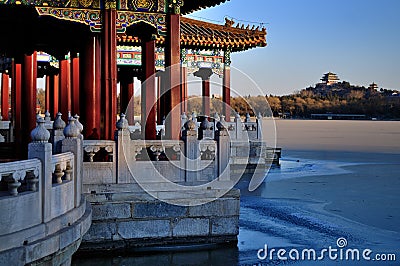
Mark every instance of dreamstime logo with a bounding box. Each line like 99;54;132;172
257;237;397;262
122;64;277;206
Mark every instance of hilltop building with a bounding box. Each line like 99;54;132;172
369;82;379;91
319;72;340;86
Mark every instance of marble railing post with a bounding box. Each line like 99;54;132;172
115;114;133;184
61;117;83;207
256;113;263;140
52;112;66;154
180;113;187;131
28;117;52;223
245;113;251;123
182;119;199;183
234;113;243;140
215;118;230;181
213;113;220;134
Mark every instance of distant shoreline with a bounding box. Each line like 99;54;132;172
271;117;400;122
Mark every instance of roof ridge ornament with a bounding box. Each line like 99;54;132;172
169;0;184;14
225;18;235;27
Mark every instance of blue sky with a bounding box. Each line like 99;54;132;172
187;0;400;95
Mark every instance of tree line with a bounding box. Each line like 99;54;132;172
36;83;400;120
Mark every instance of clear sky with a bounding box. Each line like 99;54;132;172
187;0;400;96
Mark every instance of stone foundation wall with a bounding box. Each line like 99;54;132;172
79;189;240;253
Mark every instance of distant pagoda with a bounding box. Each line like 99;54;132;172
369;82;379;90
320;72;340;86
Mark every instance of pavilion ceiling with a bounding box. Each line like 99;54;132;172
118;16;267;52
180;0;230;15
0;5;92;58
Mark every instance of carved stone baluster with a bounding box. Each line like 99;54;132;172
64;161;73;181
8;179;21;196
200;142;207;160
26;168;39;191
88;150;95;162
54;164;64;184
173;144;181;160
7;171;25;196
105;146;113;162
150;145;163;161
208;144;216;160
86;148;95;162
84;146;100;162
132;144;144;161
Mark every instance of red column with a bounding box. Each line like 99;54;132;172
71;53;80;116
21;52;38;157
165;13;181;140
11;59;22;157
120;71;134;125
101;7;117;140
181;66;188;114
223;66;231;121
194;68;213;117
141;39;156;140
49;74;59;118
81;36;101;139
45;75;50;112
1;73;9;120
203;78;211;117
157;71;166;125
59;58;71;120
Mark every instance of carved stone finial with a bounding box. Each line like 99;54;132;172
184;120;196;131
116;113;129;130
74;114;84;132
63;117;80;138
45;110;51;122
245;113;251;122
216;115;227;131
234;113;241;122
191;111;197;121
213;112;220;121
53;112;66;130
31;117;50;143
257;112;263;120
200;118;210;130
216;121;226;131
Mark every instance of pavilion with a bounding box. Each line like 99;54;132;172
0;1;271;262
319;72;340;86
0;0;266;158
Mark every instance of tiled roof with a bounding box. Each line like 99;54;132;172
117;17;267;52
